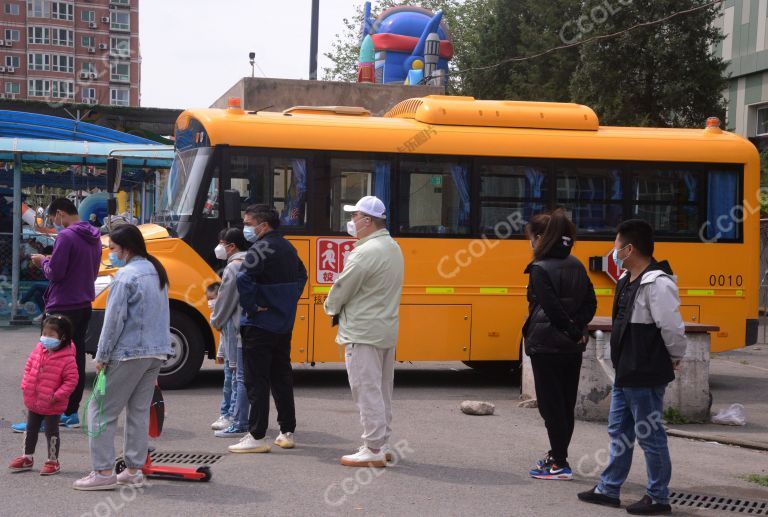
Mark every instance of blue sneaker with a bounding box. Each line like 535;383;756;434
529;463;573;480
533;452;554;469
10;421;44;434
60;413;81;429
214;424;248;438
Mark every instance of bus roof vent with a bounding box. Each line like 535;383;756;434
282;105;371;117
384;95;599;131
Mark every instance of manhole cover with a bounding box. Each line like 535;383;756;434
670;491;768;514
149;451;223;466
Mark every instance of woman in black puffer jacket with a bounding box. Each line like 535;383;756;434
523;208;597;480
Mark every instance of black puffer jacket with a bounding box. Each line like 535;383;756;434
523;238;597;355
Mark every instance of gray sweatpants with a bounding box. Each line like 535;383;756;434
89;358;163;471
344;344;395;449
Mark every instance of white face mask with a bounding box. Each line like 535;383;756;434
214;244;228;260
346;220;357;238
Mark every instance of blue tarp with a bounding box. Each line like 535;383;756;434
0;110;158;144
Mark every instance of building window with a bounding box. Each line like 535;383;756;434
82;35;94;47
51;2;73;20
4;3;19;15
5;55;20;68
52;28;74;47
81;62;96;74
757;107;768;136
110;11;130;31
28;53;50;71
52;80;74;99
81;10;95;22
26;0;48;17
110;36;131;58
27;26;50;45
110;0;130;5
52;54;74;73
82;87;95;99
28;79;51;97
110;62;129;82
110;88;129;106
4;29;20;42
5;82;20;94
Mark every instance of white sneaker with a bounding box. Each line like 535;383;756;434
341;446;386;468
211;416;231;430
274;432;295;449
228;434;271;454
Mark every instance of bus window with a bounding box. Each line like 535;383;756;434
272;158;307;227
478;163;547;236
630;168;699;237
201;165;220;219
330;158;390;231
706;170;740;241
230;154;269;217
399;159;470;235
556;165;622;234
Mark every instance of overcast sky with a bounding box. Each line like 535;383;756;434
139;1;356;109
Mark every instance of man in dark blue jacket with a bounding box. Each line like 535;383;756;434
230;205;307;454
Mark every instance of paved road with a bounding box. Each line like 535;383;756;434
1;326;767;516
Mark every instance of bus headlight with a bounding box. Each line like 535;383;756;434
94;276;113;297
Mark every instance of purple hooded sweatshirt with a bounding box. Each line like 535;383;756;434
42;221;102;312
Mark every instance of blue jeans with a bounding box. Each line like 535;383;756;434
232;346;250;430
219;347;236;418
598;385;671;504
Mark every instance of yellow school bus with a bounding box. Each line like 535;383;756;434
85;95;760;388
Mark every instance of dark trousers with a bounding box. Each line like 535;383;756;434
530;352;583;465
45;306;92;416
241;326;296;440
24;411;60;459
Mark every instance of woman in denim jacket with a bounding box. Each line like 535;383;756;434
73;224;172;491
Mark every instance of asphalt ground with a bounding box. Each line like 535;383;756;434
1;326;767;517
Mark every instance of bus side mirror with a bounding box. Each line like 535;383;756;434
106;158;122;194
223;190;241;223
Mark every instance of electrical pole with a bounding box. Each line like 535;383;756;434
309;0;319;80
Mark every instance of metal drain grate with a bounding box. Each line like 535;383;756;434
148;451;223;466
670;491;768;514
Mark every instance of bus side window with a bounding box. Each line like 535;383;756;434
272;158;307;228
229;154;269;218
399;159;470;235
202;165;220;219
478;163;547;236
330;158;391;232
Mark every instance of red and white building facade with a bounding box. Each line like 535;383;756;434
0;0;140;106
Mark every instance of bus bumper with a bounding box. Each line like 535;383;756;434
85;309;105;356
746;318;758;346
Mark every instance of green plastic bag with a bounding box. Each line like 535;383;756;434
81;369;107;438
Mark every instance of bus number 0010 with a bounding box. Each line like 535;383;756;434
709;274;743;287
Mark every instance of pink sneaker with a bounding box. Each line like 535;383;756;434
8;455;33;472
73;471;117;491
40;460;60;476
117;468;145;487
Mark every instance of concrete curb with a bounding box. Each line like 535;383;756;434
667;428;768;451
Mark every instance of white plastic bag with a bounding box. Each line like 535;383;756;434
711;403;746;426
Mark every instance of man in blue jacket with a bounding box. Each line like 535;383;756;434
12;198;101;432
230;205;307;454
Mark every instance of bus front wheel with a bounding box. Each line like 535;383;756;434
159;311;205;390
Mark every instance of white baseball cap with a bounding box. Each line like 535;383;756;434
343;195;386;219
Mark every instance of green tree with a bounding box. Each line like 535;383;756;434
570;0;727;127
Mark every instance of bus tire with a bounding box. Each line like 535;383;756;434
159;310;205;390
462;360;520;375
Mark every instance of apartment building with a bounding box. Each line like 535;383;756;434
0;0;140;106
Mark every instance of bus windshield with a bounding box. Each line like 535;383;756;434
154;147;213;231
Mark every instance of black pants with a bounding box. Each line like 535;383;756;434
530;353;583;466
24;411;60;459
45;306;92;416
241;326;296;440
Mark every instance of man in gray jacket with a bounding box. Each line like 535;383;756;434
210;228;250;438
324;196;404;468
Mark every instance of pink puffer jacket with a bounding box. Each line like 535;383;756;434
21;342;79;415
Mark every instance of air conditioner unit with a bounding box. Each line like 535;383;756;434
5;41;12;47
88;47;96;53
7;93;16;99
101;16;110;22
98;43;108;50
83;98;96;105
89;72;97;79
0;66;5;73
7;67;15;73
79;72;89;79
0;94;5;99
88;22;97;29
0;41;4;46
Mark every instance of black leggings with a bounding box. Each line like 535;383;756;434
24;411;60;460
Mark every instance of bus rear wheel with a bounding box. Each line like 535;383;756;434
159;311;205;390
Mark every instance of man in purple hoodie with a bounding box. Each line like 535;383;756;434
12;198;102;432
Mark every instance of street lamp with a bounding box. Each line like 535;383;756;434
249;51;256;78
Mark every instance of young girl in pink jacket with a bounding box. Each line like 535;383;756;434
8;315;78;476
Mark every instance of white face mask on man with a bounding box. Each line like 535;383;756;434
214;244;228;260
